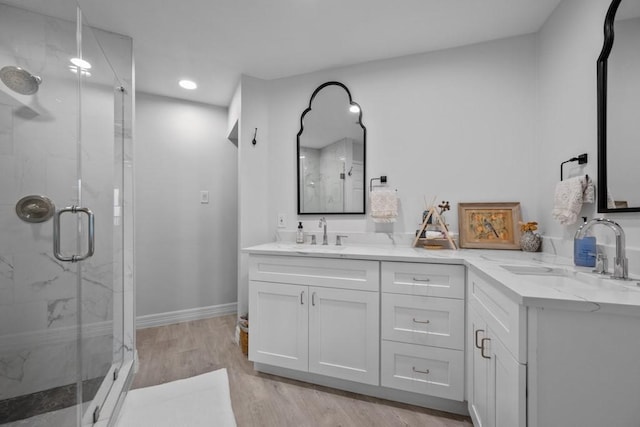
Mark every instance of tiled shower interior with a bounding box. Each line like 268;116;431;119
0;3;134;425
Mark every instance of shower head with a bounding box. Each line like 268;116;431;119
0;66;42;95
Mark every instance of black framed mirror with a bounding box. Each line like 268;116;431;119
297;81;366;215
597;0;640;212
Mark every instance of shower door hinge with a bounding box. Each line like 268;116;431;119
113;367;119;381
92;406;101;424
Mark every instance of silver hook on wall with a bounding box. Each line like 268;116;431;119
252;128;257;145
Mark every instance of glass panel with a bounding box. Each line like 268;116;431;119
0;2;81;425
78;6;134;424
76;11;118;420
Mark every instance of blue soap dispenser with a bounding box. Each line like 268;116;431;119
574;217;596;267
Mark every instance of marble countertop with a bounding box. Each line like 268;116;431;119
243;242;640;315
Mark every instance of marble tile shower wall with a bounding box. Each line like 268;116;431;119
300;147;321;212
0;5;119;401
300;138;356;213
320;138;347;212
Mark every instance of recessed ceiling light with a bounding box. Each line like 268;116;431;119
349;105;360;113
70;57;92;69
179;79;197;90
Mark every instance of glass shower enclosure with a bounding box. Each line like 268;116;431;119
0;2;134;425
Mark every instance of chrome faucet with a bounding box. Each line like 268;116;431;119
319;217;328;245
575;218;628;279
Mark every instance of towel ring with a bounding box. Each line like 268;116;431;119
560;153;588;180
370;175;387;192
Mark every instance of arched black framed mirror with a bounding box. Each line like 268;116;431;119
597;0;640;212
297;81;366;215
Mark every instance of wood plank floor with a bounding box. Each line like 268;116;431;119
132;315;473;427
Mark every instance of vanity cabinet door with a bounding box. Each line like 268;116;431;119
468;302;526;427
487;327;526;427
468;303;489;427
249;281;309;371
308;287;379;385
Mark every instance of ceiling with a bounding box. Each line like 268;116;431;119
4;0;563;107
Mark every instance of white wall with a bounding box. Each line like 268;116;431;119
135;93;238;317
537;0;640;273
236;76;270;317
235;35;540;317
265;34;539;237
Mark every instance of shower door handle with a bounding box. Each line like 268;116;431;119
53;206;95;262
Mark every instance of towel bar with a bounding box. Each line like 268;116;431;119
560;153;588;181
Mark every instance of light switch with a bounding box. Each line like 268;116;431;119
200;191;209;204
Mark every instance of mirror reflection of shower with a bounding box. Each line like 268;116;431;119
0;65;42;95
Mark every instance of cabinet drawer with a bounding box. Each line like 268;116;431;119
468;269;526;363
382;293;464;350
249;255;379;291
381;341;464;401
381;261;464;298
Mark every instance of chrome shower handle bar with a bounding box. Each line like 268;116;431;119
53;206;95;262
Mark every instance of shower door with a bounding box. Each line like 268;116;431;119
0;3;130;426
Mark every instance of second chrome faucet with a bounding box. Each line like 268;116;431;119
319;217;328;245
575;218;628;279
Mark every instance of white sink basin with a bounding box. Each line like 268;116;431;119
501;264;640;292
293;245;346;253
500;265;567;276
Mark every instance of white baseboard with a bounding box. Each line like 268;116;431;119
135;302;237;329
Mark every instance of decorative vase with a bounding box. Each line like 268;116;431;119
520;231;541;252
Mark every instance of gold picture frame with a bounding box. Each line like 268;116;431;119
458;202;522;249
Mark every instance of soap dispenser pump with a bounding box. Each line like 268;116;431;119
296;221;304;244
574;217;596;267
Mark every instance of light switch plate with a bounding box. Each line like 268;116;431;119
277;213;286;228
200;191;209;204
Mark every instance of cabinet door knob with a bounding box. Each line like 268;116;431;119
412;367;430;375
481;337;491;359
300;291;304;305
412;318;430;324
475;329;485;349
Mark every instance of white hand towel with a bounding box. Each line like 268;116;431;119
551;175;594;225
369;189;398;223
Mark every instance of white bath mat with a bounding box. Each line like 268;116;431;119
116;369;237;427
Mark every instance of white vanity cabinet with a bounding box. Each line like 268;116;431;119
466;269;526;427
380;261;466;401
248;255;380;385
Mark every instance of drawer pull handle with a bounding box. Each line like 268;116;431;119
412;367;430;375
474;329;484;349
481;337;491;359
300;291;304;305
412;277;431;282
412;318;430;324
312;292;316;306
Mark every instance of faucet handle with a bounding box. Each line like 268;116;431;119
593;253;608;275
336;235;348;246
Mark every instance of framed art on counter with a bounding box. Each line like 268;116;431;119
458;202;522;249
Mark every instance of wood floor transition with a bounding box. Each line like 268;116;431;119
133;314;473;427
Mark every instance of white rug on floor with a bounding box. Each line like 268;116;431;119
116;369;237;427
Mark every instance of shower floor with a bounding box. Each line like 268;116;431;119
0;377;103;424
